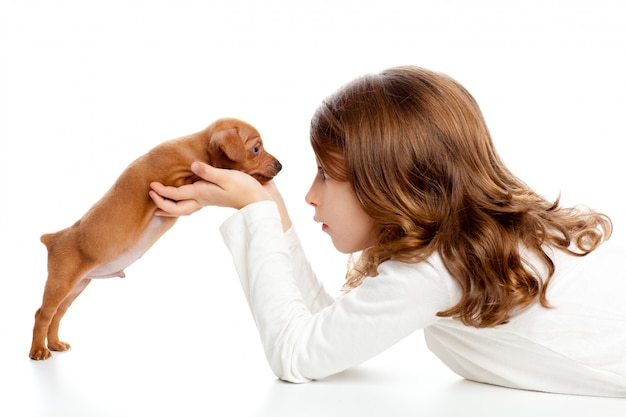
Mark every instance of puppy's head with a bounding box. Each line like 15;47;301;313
207;118;282;183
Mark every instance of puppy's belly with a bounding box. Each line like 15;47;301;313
87;216;175;279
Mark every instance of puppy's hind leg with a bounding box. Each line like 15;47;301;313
46;278;92;353
30;254;94;360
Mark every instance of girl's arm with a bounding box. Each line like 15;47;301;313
220;201;454;383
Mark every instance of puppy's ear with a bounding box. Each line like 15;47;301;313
209;128;246;162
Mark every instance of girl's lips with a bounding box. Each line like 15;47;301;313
314;216;328;232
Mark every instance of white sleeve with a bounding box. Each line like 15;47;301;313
220;201;454;383
283;225;335;313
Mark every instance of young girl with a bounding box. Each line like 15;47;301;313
149;66;626;397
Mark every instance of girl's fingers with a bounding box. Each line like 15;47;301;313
148;189;200;216
150;181;198;201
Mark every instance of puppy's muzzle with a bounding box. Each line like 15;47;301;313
253;160;282;183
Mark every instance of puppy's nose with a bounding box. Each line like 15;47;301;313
275;161;283;173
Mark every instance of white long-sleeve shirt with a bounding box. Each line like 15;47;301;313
220;201;626;397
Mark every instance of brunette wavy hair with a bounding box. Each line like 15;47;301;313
310;66;612;328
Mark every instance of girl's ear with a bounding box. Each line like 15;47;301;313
209;128;247;162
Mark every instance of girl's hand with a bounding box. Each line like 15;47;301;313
149;162;272;217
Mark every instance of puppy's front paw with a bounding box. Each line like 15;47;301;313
48;340;71;352
29;347;52;361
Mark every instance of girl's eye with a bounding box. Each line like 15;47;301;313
317;166;329;181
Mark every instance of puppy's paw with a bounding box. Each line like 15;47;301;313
48;340;71;352
29;347;52;361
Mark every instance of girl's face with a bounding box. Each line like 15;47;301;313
305;164;377;253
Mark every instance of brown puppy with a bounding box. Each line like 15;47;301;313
30;118;281;360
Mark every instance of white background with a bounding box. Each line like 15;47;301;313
1;0;625;416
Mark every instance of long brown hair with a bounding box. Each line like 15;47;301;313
310;66;612;328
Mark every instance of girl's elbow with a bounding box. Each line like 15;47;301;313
270;363;313;384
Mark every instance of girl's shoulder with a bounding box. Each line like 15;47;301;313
542;240;626;307
371;253;463;311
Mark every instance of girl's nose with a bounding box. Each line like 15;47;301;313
305;191;315;206
305;182;317;207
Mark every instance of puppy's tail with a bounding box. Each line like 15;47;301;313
40;233;54;249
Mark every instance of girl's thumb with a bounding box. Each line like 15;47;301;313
191;161;215;180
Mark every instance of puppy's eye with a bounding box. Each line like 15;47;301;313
252;146;261;154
